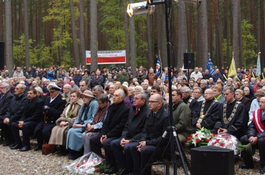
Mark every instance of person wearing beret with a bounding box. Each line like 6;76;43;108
34;83;66;151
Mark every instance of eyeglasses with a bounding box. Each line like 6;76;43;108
148;101;159;103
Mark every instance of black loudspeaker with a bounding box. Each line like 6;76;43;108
184;53;194;69
0;42;4;70
191;146;234;175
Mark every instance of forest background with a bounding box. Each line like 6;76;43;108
0;0;264;75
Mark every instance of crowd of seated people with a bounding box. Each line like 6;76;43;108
0;65;265;174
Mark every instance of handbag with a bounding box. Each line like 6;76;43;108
42;144;55;155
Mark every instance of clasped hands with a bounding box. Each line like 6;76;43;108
217;128;228;134
136;141;146;152
249;136;258;145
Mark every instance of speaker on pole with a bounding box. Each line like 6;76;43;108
184;53;194;69
0;42;4;70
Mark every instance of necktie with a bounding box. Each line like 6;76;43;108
67;104;75;118
135;108;140;115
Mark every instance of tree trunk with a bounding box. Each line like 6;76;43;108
90;0;98;71
147;14;153;68
79;0;86;67
24;0;30;68
238;2;243;68
5;0;13;73
177;2;187;68
232;0;240;68
123;0;130;67
129;0;136;76
197;0;208;68
70;0;79;67
258;0;265;68
0;0;3;40
213;0;223;68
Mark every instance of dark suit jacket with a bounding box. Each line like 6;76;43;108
5;93;27;122
20;97;44;122
44;94;66;124
248;109;265;139
140;106;170;146
101;101;130;138
0;91;14;119
121;103;150;142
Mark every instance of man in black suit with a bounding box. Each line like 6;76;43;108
129;94;170;175
240;97;265;174
0;82;15;146
34;84;66;151
110;92;149;175
11;88;44;151
4;83;28;149
90;89;130;174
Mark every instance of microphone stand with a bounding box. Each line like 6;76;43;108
141;0;190;174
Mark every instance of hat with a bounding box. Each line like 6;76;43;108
255;89;265;97
82;90;95;98
47;84;61;91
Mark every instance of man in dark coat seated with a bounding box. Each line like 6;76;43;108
110;92;150;175
90;89;130;174
1;83;27;147
180;86;200;121
0;82;14;145
11;88;44;151
213;86;248;139
239;97;265;173
129;94;170;175
34;84;66;151
192;88;220;132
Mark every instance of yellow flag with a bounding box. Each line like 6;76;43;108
228;56;236;77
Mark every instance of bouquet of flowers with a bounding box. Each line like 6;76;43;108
186;127;215;147
207;133;240;155
64;152;104;174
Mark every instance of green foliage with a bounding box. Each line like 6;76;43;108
99;1;148;67
43;0;79;65
222;39;232;65
241;20;257;67
99;1;126;50
13;34;54;67
222;20;257;68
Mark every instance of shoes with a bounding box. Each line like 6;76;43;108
58;150;68;156
68;153;79;160
239;163;254;169
34;146;42;151
260;166;265;174
3;141;12;146
104;165;118;174
116;167;129;175
9;143;16;148
10;144;22;149
20;146;31;152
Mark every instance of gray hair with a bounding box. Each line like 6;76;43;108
223;86;234;93
181;86;191;93
116;89;125;99
1;82;10;90
135;92;147;101
93;85;104;93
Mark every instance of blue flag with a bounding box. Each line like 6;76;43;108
206;58;215;75
156;55;162;77
256;52;261;77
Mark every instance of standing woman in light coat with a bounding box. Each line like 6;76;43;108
66;90;98;160
49;90;83;155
